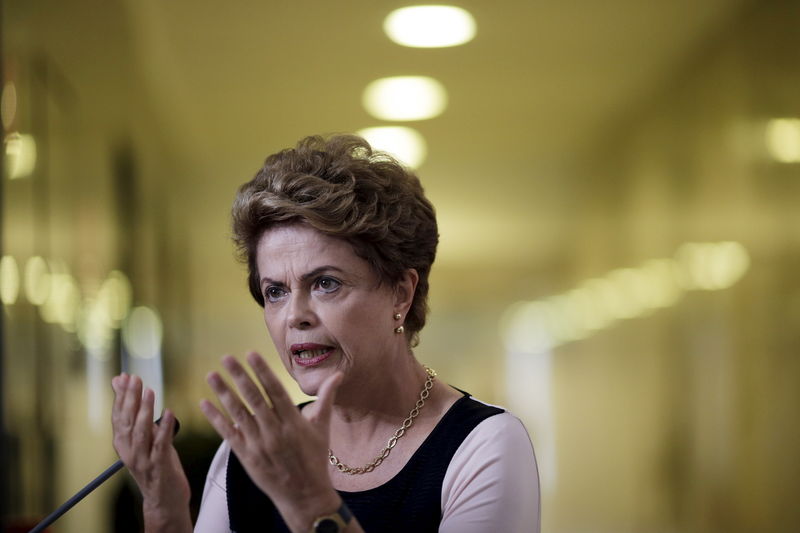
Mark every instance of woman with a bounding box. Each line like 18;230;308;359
111;135;540;532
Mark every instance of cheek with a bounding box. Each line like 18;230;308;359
263;310;282;340
333;299;392;342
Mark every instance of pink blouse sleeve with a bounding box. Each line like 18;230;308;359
194;440;233;533
440;412;541;532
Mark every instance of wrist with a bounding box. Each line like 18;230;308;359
309;499;353;533
142;500;192;533
277;491;343;533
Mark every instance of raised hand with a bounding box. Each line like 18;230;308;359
111;374;192;532
200;352;344;532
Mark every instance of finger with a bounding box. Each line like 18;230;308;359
222;355;275;424
111;373;128;396
305;371;343;427
115;375;141;452
111;373;129;421
120;375;143;429
132;387;155;453
247;352;296;418
199;399;242;446
206;371;259;435
111;374;132;453
152;408;176;457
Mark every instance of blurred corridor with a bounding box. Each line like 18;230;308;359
2;0;799;531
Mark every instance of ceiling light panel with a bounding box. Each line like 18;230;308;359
384;5;476;48
363;76;447;121
357;126;427;169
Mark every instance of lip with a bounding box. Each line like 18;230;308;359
290;343;331;353
290;343;335;368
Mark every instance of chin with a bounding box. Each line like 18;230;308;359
291;355;347;397
293;370;326;398
298;382;319;397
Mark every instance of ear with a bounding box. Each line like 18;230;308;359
393;268;419;316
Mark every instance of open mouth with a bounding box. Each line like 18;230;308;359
292;347;330;359
290;343;335;366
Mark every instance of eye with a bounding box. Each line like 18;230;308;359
314;276;341;293
264;285;288;303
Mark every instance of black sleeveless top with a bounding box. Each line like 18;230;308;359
226;394;504;533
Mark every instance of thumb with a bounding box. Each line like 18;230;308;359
306;371;343;426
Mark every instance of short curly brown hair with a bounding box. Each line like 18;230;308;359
231;134;439;346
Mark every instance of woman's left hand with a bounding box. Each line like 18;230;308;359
199;352;343;531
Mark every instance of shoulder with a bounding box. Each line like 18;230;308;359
448;403;537;478
466;400;530;444
440;400;540;532
439;394;532;455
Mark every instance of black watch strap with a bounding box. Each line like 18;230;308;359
311;500;352;533
336;500;353;524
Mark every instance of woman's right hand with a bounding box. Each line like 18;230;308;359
111;374;192;532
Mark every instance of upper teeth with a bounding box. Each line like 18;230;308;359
297;348;327;358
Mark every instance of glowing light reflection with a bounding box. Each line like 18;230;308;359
765;118;800;163
123;306;163;360
24;256;50;305
501;241;749;352
357;126;427;169
98;270;133;326
363;76;447;121
79;297;114;358
40;272;81;331
384;6;476;48
0;255;20;305
639;259;681;308
4;132;37;179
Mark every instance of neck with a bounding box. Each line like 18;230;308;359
330;351;429;436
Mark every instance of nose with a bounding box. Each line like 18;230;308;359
287;292;316;330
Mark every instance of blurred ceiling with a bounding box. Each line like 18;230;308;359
120;0;747;268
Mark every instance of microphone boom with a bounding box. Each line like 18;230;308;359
28;416;180;533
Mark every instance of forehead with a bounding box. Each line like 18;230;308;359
255;224;367;276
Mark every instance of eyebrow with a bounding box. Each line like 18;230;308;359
260;265;345;289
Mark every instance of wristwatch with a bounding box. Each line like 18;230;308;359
310;500;352;533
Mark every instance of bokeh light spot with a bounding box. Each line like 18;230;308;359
384;5;476;48
363;76;448;122
357;126;427;169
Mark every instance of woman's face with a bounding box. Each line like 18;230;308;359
255;224;407;396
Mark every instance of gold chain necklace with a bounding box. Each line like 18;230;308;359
328;365;437;475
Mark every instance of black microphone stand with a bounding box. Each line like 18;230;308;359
28;416;180;533
28;459;125;533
